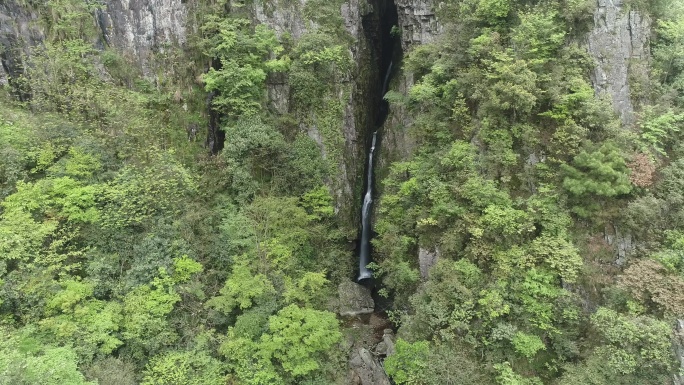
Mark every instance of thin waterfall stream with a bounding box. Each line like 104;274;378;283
358;60;393;281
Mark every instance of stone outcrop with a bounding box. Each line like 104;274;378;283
251;0;375;222
395;0;440;52
604;223;633;266
0;1;188;80
100;0;188;75
348;347;392;385
586;0;650;125
338;280;375;317
674;320;684;385
378;0;440;172
0;3;43;87
418;247;439;280
375;328;396;356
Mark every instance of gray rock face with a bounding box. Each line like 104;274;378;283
586;0;650;125
378;0;438;180
674;320;684;385
375;328;396;356
395;0;440;52
0;0;187;79
418;247;439;280
0;3;43;86
252;0;367;218
338;280;375;317
254;0;310;41
100;0;188;75
604;223;633;266
348;348;391;385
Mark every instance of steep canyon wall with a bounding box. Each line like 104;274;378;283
0;0;655;235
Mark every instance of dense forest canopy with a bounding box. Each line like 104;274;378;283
2;0;684;383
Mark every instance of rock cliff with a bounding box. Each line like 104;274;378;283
586;0;650;125
99;0;188;75
251;0;372;222
377;0;439;176
0;0;188;81
0;2;42;88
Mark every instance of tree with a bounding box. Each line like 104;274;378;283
617;258;684;317
202;18;288;120
0;328;95;385
205;262;276;314
260;304;342;377
590;308;674;376
141;350;226;385
561;142;631;216
384;339;430;385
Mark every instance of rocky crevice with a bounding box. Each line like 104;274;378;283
376;0;439;178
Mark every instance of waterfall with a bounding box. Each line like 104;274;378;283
358;130;378;280
358;60;393;281
382;61;393;96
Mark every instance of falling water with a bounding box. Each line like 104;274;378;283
382;62;393;97
358;130;378;280
358;61;393;281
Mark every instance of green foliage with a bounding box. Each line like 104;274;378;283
42;0;103;41
202;18;287;120
141;349;226;385
301;186;335;220
556;307;676;384
384;339;430;385
561;142;631;216
221;304;341;383
473;0;511;21
289;31;352;108
401;259;482;341
100;154;197;228
0;328;95;385
511;10;565;63
530;234;582;283
206;262;276;313
83;357;137;385
652;9;684;95
494;362;542;385
260;304;342;377
590;308;674;375
40;279;123;357
511;332;545;359
638;107;684;155
385;339;492;385
121;257;202;358
283;271;330;307
2;0;684;383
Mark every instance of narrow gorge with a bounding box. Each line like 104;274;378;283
358;0;399;282
2;0;684;384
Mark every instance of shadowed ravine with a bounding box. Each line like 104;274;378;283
358;59;393;281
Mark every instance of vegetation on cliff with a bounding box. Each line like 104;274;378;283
1;0;684;384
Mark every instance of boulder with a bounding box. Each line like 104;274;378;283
348;348;391;385
338;280;374;317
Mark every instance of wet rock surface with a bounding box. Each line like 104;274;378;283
338;280;375;317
